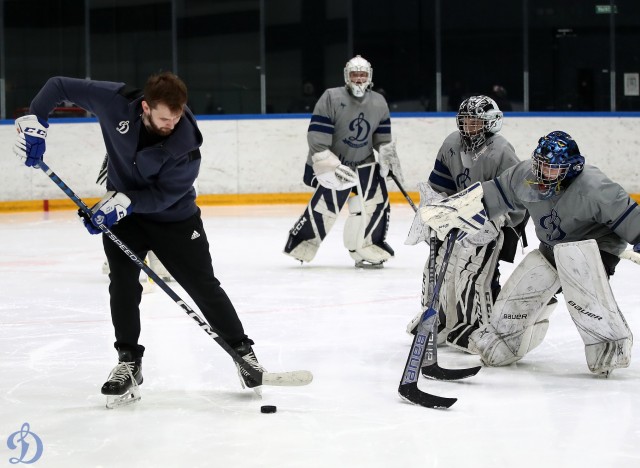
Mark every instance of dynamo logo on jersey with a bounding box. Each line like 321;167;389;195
456;168;471;189
343;113;371;149
540;209;566;241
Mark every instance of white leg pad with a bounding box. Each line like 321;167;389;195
432;239;457;343
406;239;454;341
343;164;392;265
469;249;560;366
555;240;633;374
284;189;346;262
525;296;558;353
148;250;172;282
446;234;504;353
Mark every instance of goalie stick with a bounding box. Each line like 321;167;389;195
39;161;312;388
398;229;459;408
391;173;481;382
420;231;481;381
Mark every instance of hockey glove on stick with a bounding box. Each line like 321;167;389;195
81;191;132;234
14;115;49;168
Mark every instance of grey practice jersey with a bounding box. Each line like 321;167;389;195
429;132;524;226
306;87;391;167
429;132;519;195
482;161;640;256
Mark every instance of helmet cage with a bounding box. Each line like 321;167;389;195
531;131;584;197
344;55;373;98
456;95;503;152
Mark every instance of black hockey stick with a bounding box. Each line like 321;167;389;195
420;230;481;381
38;161;312;388
398;229;458;408
391;173;481;382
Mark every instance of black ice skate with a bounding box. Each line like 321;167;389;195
101;349;143;409
233;340;266;396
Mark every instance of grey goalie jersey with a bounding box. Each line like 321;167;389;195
429;132;520;195
482;161;640;255
429;132;525;227
306;87;391;167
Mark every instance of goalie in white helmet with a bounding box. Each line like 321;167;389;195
419;130;640;376
283;55;403;268
405;95;528;353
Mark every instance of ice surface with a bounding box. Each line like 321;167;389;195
1;205;639;467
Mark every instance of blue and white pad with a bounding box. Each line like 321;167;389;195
284;186;351;262
343;163;392;266
555;240;633;375
445;233;504;353
419;182;487;241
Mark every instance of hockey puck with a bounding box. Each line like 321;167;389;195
260;405;277;414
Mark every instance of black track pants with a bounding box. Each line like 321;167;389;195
103;210;247;355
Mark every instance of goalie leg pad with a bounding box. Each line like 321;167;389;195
284;186;350;262
406;238;454;340
446;233;504;353
147;250;172;282
555;240;633;374
434;239;458;344
343;163;392;265
469;249;560;366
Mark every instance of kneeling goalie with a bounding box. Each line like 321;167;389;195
419;130;640;376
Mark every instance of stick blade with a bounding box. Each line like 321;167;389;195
398;382;457;409
421;363;482;381
262;370;313;386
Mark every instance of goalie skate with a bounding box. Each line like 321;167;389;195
355;259;385;269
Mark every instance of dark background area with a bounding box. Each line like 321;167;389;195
2;0;638;117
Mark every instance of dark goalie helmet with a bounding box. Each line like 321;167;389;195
456;95;503;153
531;130;585;198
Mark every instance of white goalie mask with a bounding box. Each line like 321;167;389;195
344;55;373;98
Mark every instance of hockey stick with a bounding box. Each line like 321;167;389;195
391;173;481;381
398;229;459;408
38;161;312;388
420;231;481;382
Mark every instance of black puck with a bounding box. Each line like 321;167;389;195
260;405;277;414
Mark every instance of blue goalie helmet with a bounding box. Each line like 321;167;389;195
531;130;585;198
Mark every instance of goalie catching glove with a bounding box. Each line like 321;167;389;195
419;181;488;241
80;191;132;234
377;140;404;184
311;150;358;191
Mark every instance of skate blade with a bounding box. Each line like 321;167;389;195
355;261;384;269
252;386;263;397
105;388;141;409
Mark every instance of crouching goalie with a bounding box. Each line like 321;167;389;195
419;130;640;376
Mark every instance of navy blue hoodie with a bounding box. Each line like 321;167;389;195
30;76;203;222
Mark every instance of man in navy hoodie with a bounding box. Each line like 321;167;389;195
14;72;264;407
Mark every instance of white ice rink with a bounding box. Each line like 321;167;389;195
1;204;639;467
